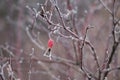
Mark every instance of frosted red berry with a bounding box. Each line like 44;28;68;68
48;39;54;48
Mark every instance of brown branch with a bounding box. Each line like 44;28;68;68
101;0;120;79
80;27;89;69
86;41;101;80
102;41;119;79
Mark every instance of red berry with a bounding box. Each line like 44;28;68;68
48;39;54;48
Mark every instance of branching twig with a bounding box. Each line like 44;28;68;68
101;0;120;79
26;27;45;50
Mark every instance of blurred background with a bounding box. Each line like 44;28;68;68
0;0;120;80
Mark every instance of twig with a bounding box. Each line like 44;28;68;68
103;66;120;73
102;40;119;79
0;61;9;80
72;13;80;65
0;45;15;57
86;42;101;79
81;27;101;79
26;27;45;50
80;27;89;69
101;0;120;79
7;64;18;80
98;0;120;24
53;1;79;39
98;0;112;15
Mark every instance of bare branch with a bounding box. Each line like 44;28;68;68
98;0;112;15
26;27;45;50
